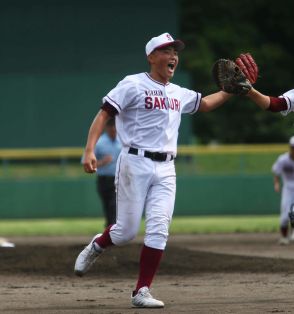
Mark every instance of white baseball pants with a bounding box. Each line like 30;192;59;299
109;150;176;250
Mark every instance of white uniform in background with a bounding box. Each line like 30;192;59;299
272;151;294;229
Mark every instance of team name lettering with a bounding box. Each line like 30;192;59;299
144;96;180;112
144;90;163;96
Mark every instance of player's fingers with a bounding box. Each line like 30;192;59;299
91;159;97;172
83;163;90;173
83;161;96;173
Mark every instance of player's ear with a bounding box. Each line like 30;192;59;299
147;53;155;65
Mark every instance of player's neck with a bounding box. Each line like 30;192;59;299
148;71;169;85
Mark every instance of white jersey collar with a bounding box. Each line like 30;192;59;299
145;72;170;86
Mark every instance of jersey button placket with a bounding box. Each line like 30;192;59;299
164;87;172;145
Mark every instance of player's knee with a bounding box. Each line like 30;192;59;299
144;220;169;250
110;226;138;246
144;232;168;250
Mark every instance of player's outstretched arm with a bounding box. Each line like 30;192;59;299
247;88;289;113
199;91;232;112
246;88;270;110
83;109;112;173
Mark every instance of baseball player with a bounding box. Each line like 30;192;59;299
74;32;232;308
246;88;294;115
272;136;294;245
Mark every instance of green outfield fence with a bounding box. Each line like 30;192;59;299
0;144;285;219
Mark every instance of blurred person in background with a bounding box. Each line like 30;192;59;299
94;118;121;227
272;136;294;245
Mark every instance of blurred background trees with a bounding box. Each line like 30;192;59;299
1;0;293;147
180;0;294;143
0;0;290;217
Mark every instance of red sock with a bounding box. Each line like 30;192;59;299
95;224;114;249
135;245;163;293
281;226;288;237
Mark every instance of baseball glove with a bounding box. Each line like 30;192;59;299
212;58;252;95
235;53;258;84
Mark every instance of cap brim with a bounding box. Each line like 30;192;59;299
154;39;185;52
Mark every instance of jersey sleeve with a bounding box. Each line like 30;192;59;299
180;87;202;114
280;89;294;116
102;76;137;113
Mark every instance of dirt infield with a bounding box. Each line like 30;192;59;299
1;233;294;313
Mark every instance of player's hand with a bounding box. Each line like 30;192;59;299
83;151;97;173
274;181;280;193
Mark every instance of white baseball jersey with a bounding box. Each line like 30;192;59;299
102;72;202;156
272;152;294;189
280;89;294;116
272;152;294;227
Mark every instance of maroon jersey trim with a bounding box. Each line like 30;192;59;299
101;102;118;117
145;72;170;86
268;97;288;112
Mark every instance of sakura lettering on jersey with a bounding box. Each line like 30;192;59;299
144;91;181;112
103;72;201;156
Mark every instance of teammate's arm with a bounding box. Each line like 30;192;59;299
246;88;288;112
83;109;112;173
198;91;232;112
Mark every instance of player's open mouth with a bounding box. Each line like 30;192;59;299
168;63;175;70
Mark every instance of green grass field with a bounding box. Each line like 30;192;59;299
0;215;279;236
0;146;283;232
